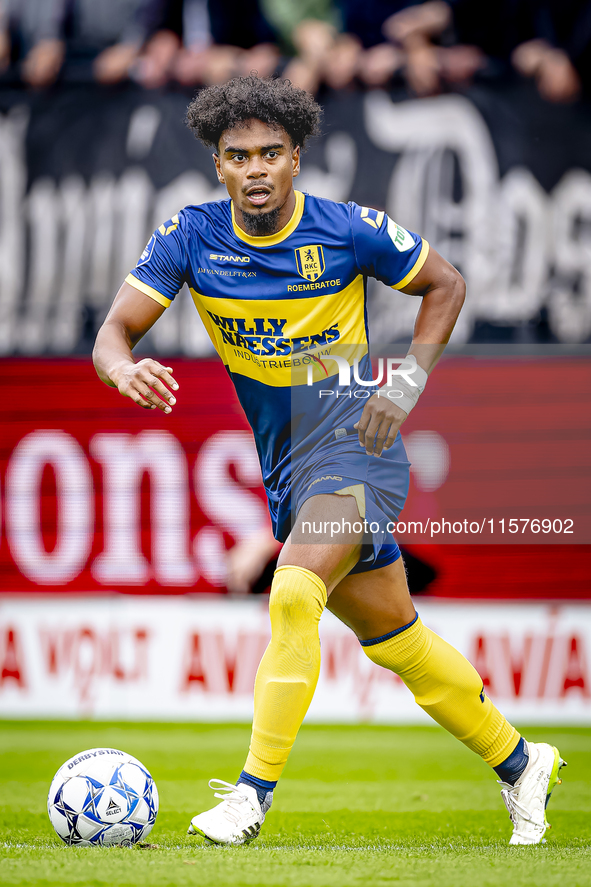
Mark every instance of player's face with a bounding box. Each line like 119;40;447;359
214;119;300;235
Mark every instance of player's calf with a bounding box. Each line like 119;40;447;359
359;614;567;844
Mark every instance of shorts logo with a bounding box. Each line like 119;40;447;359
295;245;325;281
307;475;342;491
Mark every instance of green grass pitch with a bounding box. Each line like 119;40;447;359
0;721;590;887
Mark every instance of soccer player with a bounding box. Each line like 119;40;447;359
93;75;565;847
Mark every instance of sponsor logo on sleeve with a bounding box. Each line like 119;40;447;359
387;217;415;252
137;235;155;266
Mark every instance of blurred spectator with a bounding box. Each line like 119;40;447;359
1;0;186;89
512;0;590;102
382;0;587;102
261;0;338;53
131;0;184;88
225;526;281;595
259;0;339;93
339;0;419;49
330;0;416;89
286;19;340;93
382;1;449;94
0;0;587;100
512;38;581;102
1;0;67;87
168;0;280;88
205;0;279;83
0;0;151;88
68;0;150;85
0;2;11;74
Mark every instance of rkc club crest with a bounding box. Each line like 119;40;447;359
295;245;325;281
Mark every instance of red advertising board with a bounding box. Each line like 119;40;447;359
0;357;590;597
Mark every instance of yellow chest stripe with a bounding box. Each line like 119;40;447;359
190;275;367;387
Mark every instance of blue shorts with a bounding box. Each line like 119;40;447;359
268;432;410;574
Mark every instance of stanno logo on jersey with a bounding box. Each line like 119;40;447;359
295;245;325;281
210;253;251;263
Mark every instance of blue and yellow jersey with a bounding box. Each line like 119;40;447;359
127;191;428;502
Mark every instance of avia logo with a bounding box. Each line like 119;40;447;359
306;354;421;387
472;631;590;700
105;798;122;816
210;253;251;263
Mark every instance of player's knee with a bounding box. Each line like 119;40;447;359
269;565;327;632
361;615;428;671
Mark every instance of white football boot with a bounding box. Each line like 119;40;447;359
187;779;268;846
499;741;566;845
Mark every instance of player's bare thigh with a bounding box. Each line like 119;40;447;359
277;493;417;639
277;493;364;592
327;557;416;641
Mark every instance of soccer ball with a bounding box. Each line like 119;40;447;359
47;747;158;847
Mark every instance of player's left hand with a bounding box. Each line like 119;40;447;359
354;394;408;457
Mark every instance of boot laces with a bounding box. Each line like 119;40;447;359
499;782;544;830
208;779;254;826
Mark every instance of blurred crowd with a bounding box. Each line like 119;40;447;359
0;0;589;101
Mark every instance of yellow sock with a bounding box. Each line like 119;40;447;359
362;615;519;766
244;565;327;782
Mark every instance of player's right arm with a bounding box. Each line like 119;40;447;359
92;281;179;413
94;213;189;412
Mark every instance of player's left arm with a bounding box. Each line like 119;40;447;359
355;246;465;456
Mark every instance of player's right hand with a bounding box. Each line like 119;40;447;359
114;358;179;413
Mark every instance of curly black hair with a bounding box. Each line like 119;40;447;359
186;75;322;150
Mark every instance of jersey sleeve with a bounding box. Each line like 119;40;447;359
349;203;429;290
125;212;189;307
